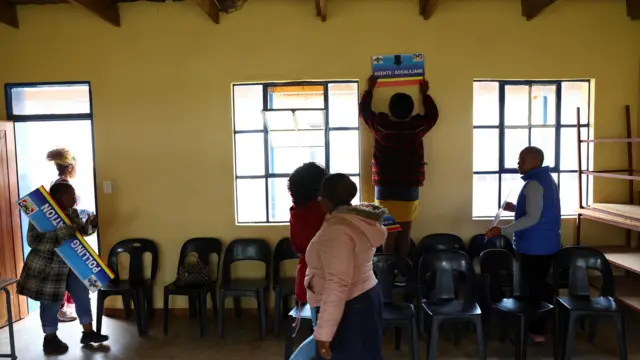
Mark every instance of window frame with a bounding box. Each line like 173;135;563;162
472;79;591;218
232;80;361;224
4;81;93;122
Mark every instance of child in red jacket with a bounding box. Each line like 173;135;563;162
288;162;327;359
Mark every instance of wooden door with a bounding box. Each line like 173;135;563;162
0;121;27;327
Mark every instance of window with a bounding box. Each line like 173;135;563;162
232;81;361;224
472;80;591;218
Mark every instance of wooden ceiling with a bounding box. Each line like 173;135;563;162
0;0;639;29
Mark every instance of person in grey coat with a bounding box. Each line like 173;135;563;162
17;182;108;355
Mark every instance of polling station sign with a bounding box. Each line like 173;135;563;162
381;215;402;233
371;53;425;87
17;186;114;292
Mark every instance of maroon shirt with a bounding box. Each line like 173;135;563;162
359;89;439;188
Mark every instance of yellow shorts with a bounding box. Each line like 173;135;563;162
375;200;419;223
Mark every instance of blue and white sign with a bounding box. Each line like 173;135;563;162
371;53;425;87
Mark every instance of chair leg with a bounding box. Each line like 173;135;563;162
427;317;441;360
587;317;598;345
394;326;402;350
499;312;508;343
96;292;105;335
233;297;242;318
274;289;282;337
409;318;420;360
284;310;293;360
453;323;462;346
198;291;207;338
145;285;154;320
188;295;197;318
474;317;486;360
258;289;267;340
163;290;169;336
217;291;225;338
210;288;218;319
515;315;529;360
563;312;578;360
122;293;132;319
613;313;627;360
132;291;144;336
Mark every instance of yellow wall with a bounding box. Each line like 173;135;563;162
1;0;639;308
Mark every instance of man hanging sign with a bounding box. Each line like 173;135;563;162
371;53;425;87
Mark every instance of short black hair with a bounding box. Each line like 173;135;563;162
320;173;357;208
287;162;328;206
50;182;75;204
522;146;545;165
389;93;414;120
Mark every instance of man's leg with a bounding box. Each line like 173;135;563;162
66;272;109;343
519;253;554;340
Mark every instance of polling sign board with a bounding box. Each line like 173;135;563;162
371;53;425;87
17;186;114;292
382;215;402;233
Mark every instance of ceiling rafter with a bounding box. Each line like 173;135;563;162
420;0;442;20
521;0;556;21
198;0;219;24
628;0;640;20
0;0;19;28
315;0;326;22
69;0;120;26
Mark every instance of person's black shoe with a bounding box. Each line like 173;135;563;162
80;331;109;345
43;335;69;355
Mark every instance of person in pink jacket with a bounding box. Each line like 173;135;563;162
305;173;387;360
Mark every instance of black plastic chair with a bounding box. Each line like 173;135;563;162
418;233;466;255
163;237;222;338
552;247;627;360
273;237;300;336
479;249;554;360
373;254;420;360
218;238;271;339
468;234;514;260
419;250;486;360
97;238;159;336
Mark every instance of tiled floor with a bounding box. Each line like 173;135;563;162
1;308;638;360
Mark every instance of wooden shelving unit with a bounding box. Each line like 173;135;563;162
576;105;640;312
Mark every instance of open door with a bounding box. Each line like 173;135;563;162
0;120;28;327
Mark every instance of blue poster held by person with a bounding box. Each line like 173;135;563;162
17;186;114;292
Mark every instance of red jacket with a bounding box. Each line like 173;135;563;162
289;200;325;303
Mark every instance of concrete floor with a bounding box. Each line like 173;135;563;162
1;308;638;360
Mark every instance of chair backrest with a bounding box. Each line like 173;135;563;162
108;238;159;283
552;246;614;298
419;233;466;255
467;234;514;260
372;254;416;303
222;238;272;284
177;237;223;280
419;249;476;302
273;237;300;287
479;249;521;303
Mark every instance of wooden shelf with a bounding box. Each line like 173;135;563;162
578;203;640;232
590;275;640;312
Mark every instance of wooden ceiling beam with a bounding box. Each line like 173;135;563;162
315;0;326;22
628;0;640;20
0;0;19;29
521;0;556;21
198;0;220;24
420;0;442;20
69;0;120;26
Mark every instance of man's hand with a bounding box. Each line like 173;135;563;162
316;340;332;359
485;226;502;239
420;77;430;94
367;75;378;90
503;202;516;212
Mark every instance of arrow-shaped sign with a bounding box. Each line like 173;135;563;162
393;55;403;66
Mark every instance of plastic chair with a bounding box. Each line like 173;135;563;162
97;238;159;336
479;249;555;360
551;247;627;360
273;237;300;336
163;237;222;338
468;234;514;261
218;238;271;339
419;250;486;360
373;254;420;360
418;233;466;255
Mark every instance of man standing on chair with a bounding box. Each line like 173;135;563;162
359;75;439;286
486;146;561;343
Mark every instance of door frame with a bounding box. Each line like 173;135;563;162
0;120;28;322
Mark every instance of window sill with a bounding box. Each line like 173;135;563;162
235;222;289;226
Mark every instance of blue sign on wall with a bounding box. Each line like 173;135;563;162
17;186;114;292
371;53;425;87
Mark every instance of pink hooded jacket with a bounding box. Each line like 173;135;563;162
304;203;387;342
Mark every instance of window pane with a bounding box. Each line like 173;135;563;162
473;129;499;171
271;147;325;174
329;83;359;128
560;127;588;170
236;179;266;223
10;85;91;115
233;85;264;131
350;176;361;204
235;133;265;176
561;82;589;125
473;82;499;126
501;173;523;205
269;85;324;109
330;130;359;174
505;85;529;126
264;110;325;131
504;129;529;168
268;178;292;222
269;130;324;147
531;85;556;125
473;174;499;218
531;128;556;167
559;173;586;216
